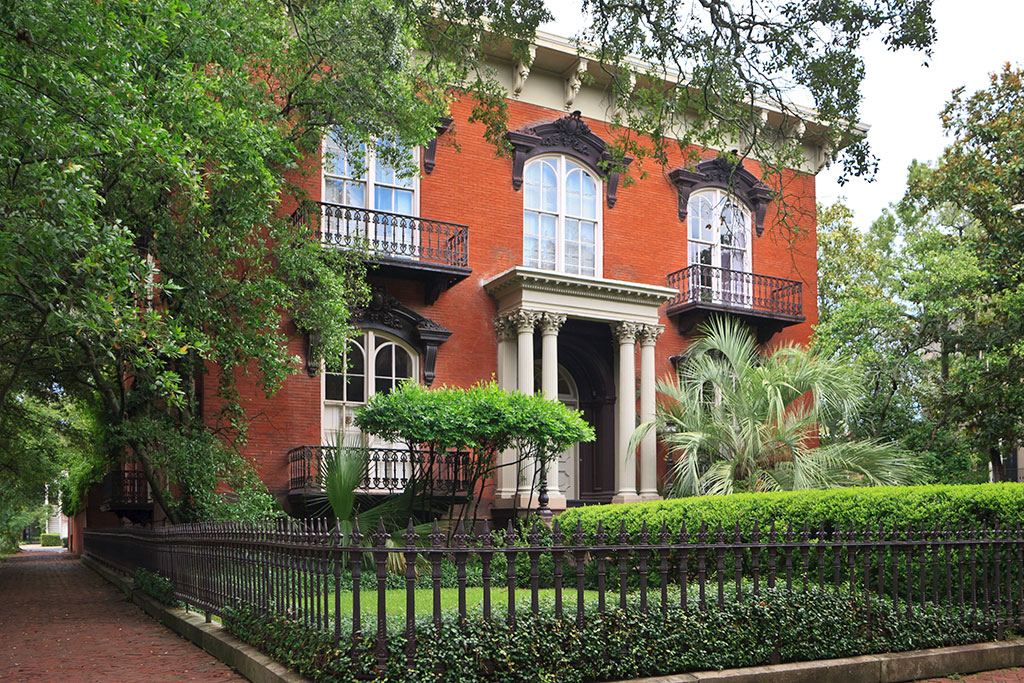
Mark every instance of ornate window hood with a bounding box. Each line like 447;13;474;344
506;111;632;208
668;158;775;236
305;291;452;385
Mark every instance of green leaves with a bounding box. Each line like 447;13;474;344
354;381;595;463
636;316;918;496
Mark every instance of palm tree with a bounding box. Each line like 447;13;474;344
632;317;921;496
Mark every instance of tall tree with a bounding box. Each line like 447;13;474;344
814;191;989;483
910;64;1024;480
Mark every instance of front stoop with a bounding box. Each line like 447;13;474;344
616;640;1024;683
82;555;309;683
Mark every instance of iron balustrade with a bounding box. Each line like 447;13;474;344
288;445;472;494
100;469;150;508
293;201;469;267
84;518;1024;673
667;265;803;318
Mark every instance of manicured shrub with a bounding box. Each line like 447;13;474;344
39;533;61;547
134;568;179;606
557;484;1024;541
223;586;996;682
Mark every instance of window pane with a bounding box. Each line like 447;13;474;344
325;178;345;205
541;214;556;239
540;237;556;268
345;181;364;207
581;183;597;219
541;162;558;211
582;245;596;272
374;186;393;212
347;374;365;402
325;373;344;401
394;189;413;215
689;195;714;241
524;236;539;266
581;221;595;244
394;348;411;379
565;219;579;242
349;341;364;374
525;183;540;209
524;211;539;236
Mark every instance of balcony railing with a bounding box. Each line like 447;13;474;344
294;201;468;267
287;445;472;495
100;469;152;521
666;265;804;320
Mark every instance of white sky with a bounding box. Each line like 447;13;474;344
540;0;1024;228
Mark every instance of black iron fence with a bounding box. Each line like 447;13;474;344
293;201;469;267
667;264;803;318
84;518;1024;671
287;445;473;495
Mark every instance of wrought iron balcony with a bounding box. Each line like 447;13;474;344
666;265;805;341
287;445;472;498
100;469;153;522
293;201;471;304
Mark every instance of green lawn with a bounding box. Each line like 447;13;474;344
319;587;603;617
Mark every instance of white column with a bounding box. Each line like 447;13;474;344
493;315;518;499
638;324;664;501
511;309;539;503
612;321;641;504
539;312;567;510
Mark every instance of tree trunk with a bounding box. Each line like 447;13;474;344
129;438;181;525
989;446;1004;483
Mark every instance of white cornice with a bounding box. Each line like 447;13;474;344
483;266;677;307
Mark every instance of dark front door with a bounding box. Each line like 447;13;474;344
557;319;616;503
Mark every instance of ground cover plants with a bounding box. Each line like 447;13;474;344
223;585;996;682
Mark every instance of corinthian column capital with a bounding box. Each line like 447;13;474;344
637;323;664;347
539;312;567;335
509;308;541;334
611;321;641;344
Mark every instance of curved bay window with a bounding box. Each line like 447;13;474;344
687;189;751;305
523;156;601;277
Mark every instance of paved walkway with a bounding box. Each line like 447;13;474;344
0;549;245;681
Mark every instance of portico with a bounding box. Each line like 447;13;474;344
484;266;675;510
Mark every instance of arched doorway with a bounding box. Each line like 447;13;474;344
556;319;616;503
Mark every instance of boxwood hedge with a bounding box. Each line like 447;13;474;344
39;533;61;547
223;586;996;682
557;484;1024;540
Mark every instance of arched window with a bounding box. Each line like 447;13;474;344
323;330;417;441
687;189;751;304
523;156;601;277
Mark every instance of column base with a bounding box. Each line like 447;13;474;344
611;492;641;504
639;492;662;501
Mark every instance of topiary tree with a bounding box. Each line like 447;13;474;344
354;381;594;521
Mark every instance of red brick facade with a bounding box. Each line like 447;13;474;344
201;90;819;513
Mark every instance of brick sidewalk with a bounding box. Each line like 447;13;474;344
0;550;245;681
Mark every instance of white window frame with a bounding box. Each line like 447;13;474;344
322;330;420;444
523;155;603;278
321;136;421;218
687;188;753;305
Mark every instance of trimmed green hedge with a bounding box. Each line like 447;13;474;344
224;586;996;682
39;533;61;547
557;484;1024;540
134;568;179;606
